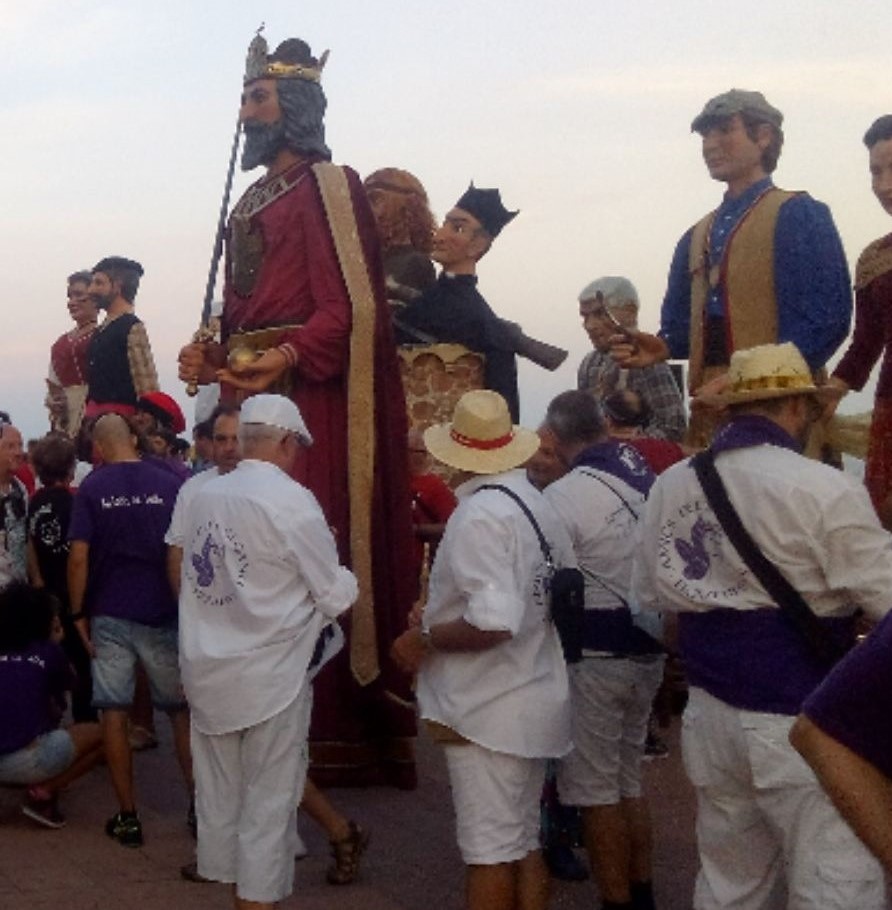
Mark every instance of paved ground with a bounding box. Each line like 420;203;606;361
0;721;697;909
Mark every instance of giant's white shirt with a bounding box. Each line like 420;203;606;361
632;444;892;621
179;459;357;734
417;470;573;758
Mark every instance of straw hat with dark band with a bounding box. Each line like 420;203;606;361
423;390;540;475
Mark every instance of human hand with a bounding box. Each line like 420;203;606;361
391;627;427;676
610;329;669;368
75;618;95;659
217;347;289;392
178;341;223;388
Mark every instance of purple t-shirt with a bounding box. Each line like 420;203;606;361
69;460;181;626
802;612;892;780
0;640;72;755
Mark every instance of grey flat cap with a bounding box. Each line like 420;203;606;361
691;89;783;133
578;276;639;309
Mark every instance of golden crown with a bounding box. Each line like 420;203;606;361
244;26;328;85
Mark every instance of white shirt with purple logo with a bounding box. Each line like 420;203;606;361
178;459;357;735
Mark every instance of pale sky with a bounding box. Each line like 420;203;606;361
2;0;890;442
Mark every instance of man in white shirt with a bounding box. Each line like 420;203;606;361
632;343;891;910
178;394;357;910
392;390;573;910
166;404;240;596
543;390;663;910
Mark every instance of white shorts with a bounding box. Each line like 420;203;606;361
444;742;546;866
683;686;886;910
191;684;312;904
558;656;664;806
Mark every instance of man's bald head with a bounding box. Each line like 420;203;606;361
93;413;139;463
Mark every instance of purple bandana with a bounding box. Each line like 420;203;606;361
572;440;655;496
711;414;801;456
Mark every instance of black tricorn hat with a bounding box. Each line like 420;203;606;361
454;183;518;238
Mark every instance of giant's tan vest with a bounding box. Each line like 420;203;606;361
687;188;798;393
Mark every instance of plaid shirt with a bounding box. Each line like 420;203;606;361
577;349;686;442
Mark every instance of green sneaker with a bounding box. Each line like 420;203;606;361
105;811;143;848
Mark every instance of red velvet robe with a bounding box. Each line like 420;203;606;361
221;160;417;788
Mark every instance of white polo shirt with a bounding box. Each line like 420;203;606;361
416;470;573;759
179;459;357;734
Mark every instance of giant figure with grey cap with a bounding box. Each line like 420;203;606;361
614;89;851;449
632;343;890;909
577;276;686;441
178;393;358;909
394;184;524;421
177;29;417;788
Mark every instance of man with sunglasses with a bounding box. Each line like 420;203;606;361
0;421;27;589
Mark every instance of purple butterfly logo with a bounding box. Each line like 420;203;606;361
674;516;717;580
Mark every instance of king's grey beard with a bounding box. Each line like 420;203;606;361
241;121;287;171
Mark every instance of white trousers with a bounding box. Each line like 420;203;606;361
191;684;312;904
682;686;886;910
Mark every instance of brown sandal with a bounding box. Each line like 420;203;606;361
326;821;370;885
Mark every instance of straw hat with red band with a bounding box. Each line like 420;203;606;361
136;391;187;435
695;342;844;409
423;390;540;475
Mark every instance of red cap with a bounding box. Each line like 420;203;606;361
137;391;186;434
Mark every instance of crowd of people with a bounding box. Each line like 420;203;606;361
1;24;892;910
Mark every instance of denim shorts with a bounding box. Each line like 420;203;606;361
92;615;187;711
0;729;75;785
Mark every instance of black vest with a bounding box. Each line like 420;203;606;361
87;313;141;406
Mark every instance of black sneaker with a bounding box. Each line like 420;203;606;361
105;811;143;847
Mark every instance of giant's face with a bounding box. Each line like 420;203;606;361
870;138;892;217
240;78;287;170
431;208;488;269
579;297;637;352
700;114;767;188
88;271;116;310
67;280;98;325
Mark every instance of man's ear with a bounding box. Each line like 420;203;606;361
755;123;773;151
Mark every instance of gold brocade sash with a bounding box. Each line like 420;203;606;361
312;162;379;687
855;235;892;290
688;189;796;392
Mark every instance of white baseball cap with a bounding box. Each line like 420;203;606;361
240;394;313;446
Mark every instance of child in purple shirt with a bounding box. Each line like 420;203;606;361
0;582;103;827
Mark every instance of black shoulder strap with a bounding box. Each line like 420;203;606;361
691;450;844;666
577;469;640;519
477;483;553;567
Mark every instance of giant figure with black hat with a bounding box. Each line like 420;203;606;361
177;29;417;789
394;184;525;421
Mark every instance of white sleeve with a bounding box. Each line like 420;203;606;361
816;481;892;622
447;508;524;635
286;502;358;620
